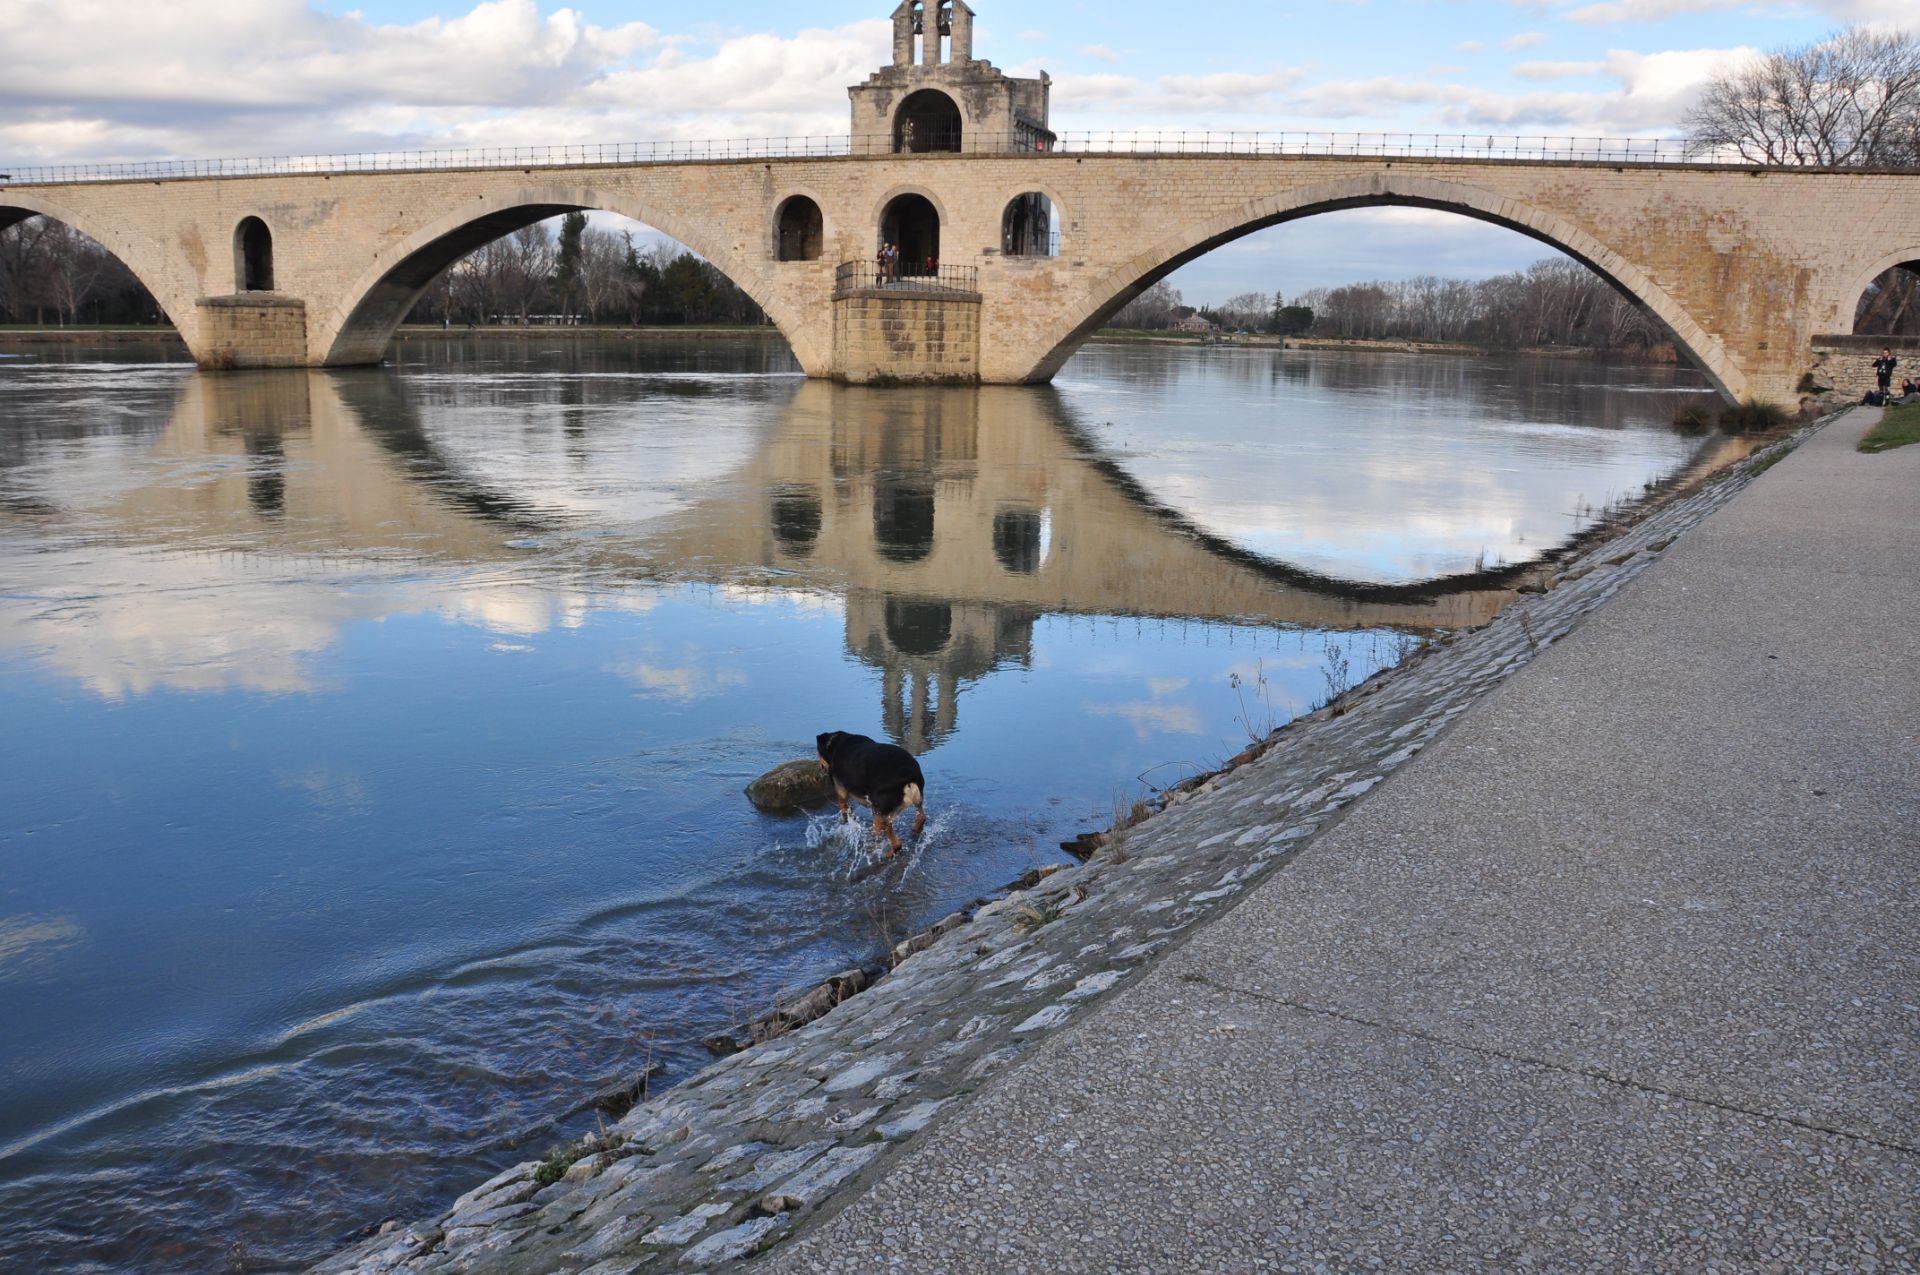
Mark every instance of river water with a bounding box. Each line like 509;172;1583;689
0;335;1715;1271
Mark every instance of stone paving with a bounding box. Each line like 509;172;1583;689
313;423;1808;1275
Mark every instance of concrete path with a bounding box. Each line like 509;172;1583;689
767;409;1919;1273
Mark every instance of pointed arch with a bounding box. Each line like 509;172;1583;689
1023;173;1746;401
315;181;823;372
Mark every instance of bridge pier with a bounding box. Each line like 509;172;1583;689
831;265;982;384
196;295;308;370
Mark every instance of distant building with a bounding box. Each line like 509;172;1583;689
1173;314;1214;333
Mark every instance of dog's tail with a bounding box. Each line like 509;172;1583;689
902;781;923;810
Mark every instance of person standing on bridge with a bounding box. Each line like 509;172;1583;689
1873;348;1898;396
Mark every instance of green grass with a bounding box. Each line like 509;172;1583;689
1859;402;1920;453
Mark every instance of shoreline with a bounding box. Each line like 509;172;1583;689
311;415;1813;1275
0;326;1678;366
1088;329;1684;364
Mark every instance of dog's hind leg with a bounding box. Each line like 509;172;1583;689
904;782;926;838
874;808;901;857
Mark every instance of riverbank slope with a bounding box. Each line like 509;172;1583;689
314;413;1854;1273
770;405;1919;1272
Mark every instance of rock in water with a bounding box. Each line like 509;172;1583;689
745;759;836;812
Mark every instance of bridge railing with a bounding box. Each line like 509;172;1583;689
1046;131;1711;164
834;262;980;296
3;130;1912;185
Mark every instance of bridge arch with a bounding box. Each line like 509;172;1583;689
1839;244;1920;335
317;183;818;371
1021;173;1746;400
0;190;191;336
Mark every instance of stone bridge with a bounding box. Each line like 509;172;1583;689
5;149;1917;403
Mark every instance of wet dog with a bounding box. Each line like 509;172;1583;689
816;731;927;856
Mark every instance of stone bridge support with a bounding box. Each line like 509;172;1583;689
6;154;1917;403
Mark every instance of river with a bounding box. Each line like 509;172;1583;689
0;334;1715;1271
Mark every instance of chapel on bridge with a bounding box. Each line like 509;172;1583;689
848;1;1055;155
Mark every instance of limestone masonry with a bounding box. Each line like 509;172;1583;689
4;2;1918;399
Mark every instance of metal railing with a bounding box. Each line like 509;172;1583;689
4;129;1914;186
834;261;980;296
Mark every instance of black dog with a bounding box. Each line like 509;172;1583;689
816;731;927;856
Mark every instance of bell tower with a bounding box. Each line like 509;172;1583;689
849;1;1053;155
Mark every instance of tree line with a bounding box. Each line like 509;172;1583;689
406;212;767;328
1108;259;1672;353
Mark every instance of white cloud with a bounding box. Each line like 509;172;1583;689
1502;31;1550;51
1283;44;1751;132
1080;43;1123;64
1512;59;1608;79
0;2;886;163
1454;40;1488;52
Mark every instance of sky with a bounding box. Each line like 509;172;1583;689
2;0;1912;302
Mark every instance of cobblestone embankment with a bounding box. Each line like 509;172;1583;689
312;425;1803;1275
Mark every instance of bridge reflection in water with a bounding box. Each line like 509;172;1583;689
21;368;1515;744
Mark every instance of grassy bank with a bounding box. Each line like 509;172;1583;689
1858;402;1920;453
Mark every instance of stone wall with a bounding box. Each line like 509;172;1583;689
833;289;980;382
1809;334;1920;399
196;295;308;369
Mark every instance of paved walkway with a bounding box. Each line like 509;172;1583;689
769;408;1919;1272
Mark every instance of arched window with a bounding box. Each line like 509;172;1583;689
1001;193;1057;258
895;90;962;153
775;196;824;262
235;217;274;292
881;195;941;279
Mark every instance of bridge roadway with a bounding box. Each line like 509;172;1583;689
6;149;1920;400
767;406;1919;1272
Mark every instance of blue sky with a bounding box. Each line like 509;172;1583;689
3;0;1907;301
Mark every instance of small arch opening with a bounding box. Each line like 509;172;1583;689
1002;193;1058;258
880;195;941;279
992;507;1048;574
883;598;953;656
873;477;935;563
775;196;824;263
771;484;822;556
894;89;962;153
1853;262;1920;337
235;217;274;292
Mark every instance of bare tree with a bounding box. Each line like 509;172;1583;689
576;227;624;323
1210;291;1271;330
504;223;556;324
1109;280;1183;329
1685;27;1920;166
